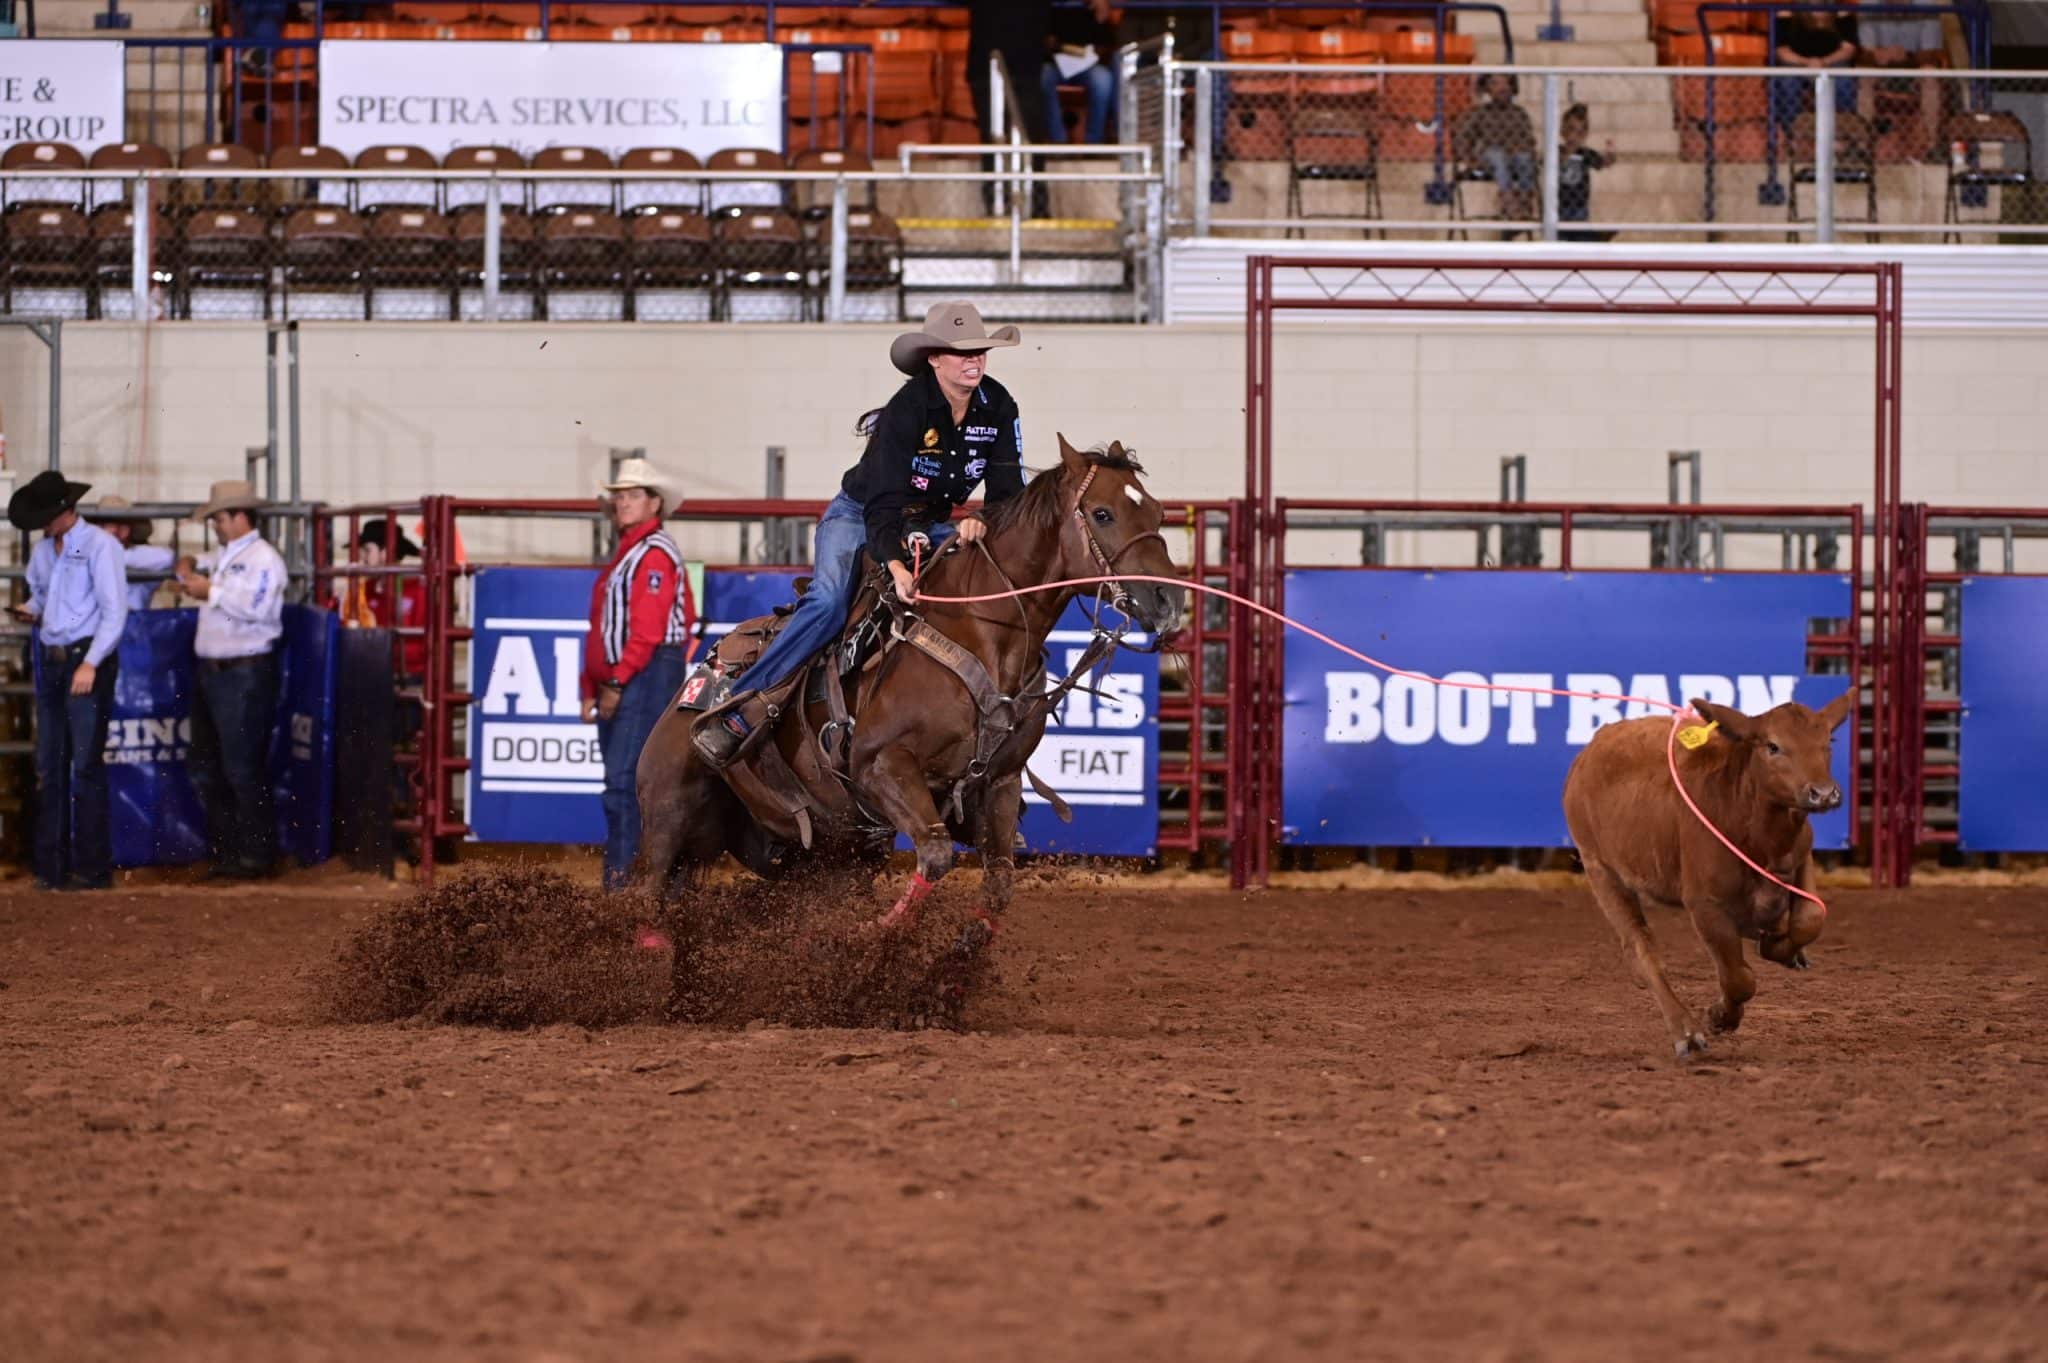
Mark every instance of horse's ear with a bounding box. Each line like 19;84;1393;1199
1056;432;1086;476
1105;440;1126;461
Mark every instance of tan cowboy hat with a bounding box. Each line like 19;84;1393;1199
888;301;1021;377
87;493;156;545
599;456;672;507
188;479;267;521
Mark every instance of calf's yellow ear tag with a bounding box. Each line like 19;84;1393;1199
1675;720;1719;750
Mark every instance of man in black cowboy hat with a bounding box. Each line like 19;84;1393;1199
9;470;130;891
693;301;1026;768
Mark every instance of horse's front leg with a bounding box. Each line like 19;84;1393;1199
976;772;1023;927
863;743;955;929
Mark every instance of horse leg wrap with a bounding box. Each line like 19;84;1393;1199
876;872;936;930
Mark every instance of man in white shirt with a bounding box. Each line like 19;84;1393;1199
87;495;178;611
173;479;287;881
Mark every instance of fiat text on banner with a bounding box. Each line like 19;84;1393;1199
318;40;786;160
1281;571;1856;850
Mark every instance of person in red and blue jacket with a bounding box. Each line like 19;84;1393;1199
581;458;694;890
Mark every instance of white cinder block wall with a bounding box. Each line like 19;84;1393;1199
2;321;2043;570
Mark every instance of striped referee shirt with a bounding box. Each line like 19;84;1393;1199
582;518;694;699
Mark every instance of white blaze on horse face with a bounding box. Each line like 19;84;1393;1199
1125;483;1145;507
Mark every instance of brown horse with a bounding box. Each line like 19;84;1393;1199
633;436;1187;930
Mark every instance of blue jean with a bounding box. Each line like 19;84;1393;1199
34;640;118;889
599;643;686;890
188;653;280;874
742;492;954;695
1481;148;1538;193
1042;61;1118;144
1771;72;1858;128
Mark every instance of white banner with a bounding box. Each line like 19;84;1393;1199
318;40;784;161
0;40;124;151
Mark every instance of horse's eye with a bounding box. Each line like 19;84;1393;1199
1092;507;1114;525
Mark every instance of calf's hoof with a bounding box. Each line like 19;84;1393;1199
1707;999;1743;1033
1759;933;1812;970
1673;1031;1710;1060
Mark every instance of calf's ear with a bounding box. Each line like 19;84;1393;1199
1818;689;1855;731
1688;698;1755;741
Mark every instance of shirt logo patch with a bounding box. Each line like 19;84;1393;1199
965;459;987;479
910;475;930;490
964;425;997;441
911;454;944;478
681;675;707;704
647;571;662;590
922;427;940;448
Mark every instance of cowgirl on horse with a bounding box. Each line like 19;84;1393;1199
693;301;1028;768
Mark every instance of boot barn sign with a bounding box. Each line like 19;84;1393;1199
317;40;784;160
466;568;1160;856
1280;570;1858;850
0;41;123;152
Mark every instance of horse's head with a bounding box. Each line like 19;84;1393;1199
1054;433;1189;640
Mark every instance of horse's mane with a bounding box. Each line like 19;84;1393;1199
979;443;1146;540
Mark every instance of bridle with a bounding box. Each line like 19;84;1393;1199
1069;463;1168;616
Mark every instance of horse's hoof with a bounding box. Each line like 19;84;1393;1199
1791;949;1812;971
1673;1031;1710;1060
1707;1001;1742;1033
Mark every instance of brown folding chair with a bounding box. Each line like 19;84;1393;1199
626;210;713;321
791;147;877;219
88;203;173;319
176;208;273;320
833;208;904;321
366;208;455;319
1;142;87;214
1787;111;1878;239
175;142;266;216
353;144;441;214
530;146;617;214
87;142;172;213
619;147;704;216
705;147;789;217
267;145;353;216
2;205;91;316
714;208;806;320
280;205;368;318
454;207;537;319
444;145;529;216
1942;111;2034;242
537;209;627;319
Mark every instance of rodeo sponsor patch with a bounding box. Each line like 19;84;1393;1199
964;424;998;441
922;427;939;448
964;458;987;479
911;475;930;490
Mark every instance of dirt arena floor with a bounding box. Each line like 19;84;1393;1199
3;872;2045;1363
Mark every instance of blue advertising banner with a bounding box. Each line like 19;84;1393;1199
66;604;336;868
468;567;608;845
467;568;1159;855
1957;576;2048;851
1281;571;1855;849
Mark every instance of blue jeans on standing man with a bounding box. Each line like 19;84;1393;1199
599;642;687;890
33;639;118;890
188;652;280;876
739;491;955;696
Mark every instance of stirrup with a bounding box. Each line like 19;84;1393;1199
691;685;788;769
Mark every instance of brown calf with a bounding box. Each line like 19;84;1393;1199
1562;692;1854;1059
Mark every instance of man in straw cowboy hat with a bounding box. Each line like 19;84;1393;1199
173;479;287;881
582;456;695;889
9;470;130;891
87;494;178;612
694;300;1026;768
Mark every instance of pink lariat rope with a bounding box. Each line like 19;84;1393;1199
906;555;1826;918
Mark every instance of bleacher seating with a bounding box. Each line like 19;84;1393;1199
0;135;902;322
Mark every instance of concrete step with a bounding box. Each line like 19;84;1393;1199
1474;38;1664;66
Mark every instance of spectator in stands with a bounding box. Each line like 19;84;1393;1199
9;471;127;892
338;518;428;678
1456;74;1539;227
580;459;693;892
1043;2;1121;145
1557;103;1618;242
1860;5;1948;152
1773;8;1861;127
174;481;286;882
968;0;1061;214
87;495;176;611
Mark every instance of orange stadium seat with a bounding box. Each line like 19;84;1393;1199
664;4;744;21
857;27;944;123
840;7;929;28
1222;27;1297;161
770;7;842;25
1294;26;1386;98
1668;32;1770;160
674;21;768;41
393;1;479;21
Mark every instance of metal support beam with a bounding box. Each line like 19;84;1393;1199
1814;74;1836;243
1539;73;1560;242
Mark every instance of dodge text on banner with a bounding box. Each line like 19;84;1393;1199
318;40;785;160
1281;572;1855;849
0;40;123;153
